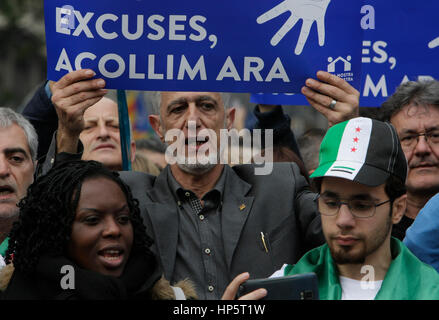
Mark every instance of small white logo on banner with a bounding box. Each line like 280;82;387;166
327;55;354;82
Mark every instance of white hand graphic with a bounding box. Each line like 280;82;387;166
257;0;331;55
428;36;439;49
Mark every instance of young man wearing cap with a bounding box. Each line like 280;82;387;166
272;117;439;299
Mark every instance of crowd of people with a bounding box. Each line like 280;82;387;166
1;62;439;300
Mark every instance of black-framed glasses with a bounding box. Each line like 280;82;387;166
315;194;391;219
399;130;439;150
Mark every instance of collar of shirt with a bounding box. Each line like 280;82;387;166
166;165;227;211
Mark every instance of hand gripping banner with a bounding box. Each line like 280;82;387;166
251;0;439;106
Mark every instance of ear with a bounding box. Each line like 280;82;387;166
391;194;407;225
226;107;236;130
130;141;136;162
149;115;164;141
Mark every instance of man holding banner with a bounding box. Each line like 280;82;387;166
34;68;358;300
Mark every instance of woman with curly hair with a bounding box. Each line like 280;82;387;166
0;160;196;299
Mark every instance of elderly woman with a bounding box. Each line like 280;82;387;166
0;160;196;299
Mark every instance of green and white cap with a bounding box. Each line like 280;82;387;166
310;117;407;186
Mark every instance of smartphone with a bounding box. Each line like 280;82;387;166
237;272;319;300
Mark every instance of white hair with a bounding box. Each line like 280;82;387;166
0;107;38;162
147;91;232;115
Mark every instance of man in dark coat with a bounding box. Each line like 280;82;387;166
23;69;360;299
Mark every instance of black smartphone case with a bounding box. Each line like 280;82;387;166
237;272;319;300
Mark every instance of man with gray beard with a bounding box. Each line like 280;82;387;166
36;68;360;299
0;108;38;265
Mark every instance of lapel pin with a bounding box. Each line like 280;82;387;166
239;203;246;211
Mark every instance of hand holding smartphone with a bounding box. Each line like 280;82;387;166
237;273;319;300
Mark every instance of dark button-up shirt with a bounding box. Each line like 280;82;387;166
167;166;229;299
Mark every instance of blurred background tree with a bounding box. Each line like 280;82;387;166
0;0;46;110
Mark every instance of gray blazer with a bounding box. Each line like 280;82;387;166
120;162;324;282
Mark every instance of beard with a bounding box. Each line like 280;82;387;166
0;201;20;219
177;162;217;175
176;147;222;175
327;214;392;265
329;239;368;264
163;121;227;175
0;203;20;237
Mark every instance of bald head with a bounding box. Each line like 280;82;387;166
80;97;135;170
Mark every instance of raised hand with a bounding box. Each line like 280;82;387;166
302;71;359;127
50;69;107;153
257;0;331;55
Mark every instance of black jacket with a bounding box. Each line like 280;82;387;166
0;251;195;300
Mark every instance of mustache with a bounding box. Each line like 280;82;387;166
330;232;363;240
0;181;17;194
409;158;439;169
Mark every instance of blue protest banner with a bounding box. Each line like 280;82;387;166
251;0;439;107
44;0;363;93
360;1;439;106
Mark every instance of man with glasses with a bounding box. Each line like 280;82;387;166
379;80;439;240
271;117;439;299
